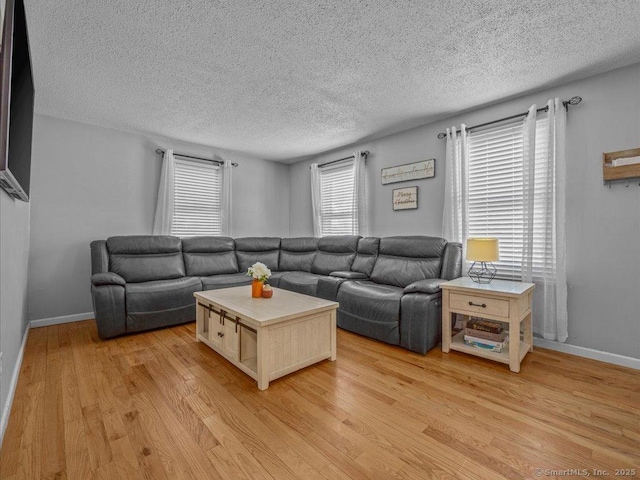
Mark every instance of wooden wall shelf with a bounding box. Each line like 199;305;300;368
603;147;640;187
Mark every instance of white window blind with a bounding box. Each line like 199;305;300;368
319;160;356;236
170;157;222;237
467;116;549;280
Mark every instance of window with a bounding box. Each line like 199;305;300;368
319;160;356;235
170;157;222;237
467;116;549;279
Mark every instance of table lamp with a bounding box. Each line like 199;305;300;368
466;238;499;283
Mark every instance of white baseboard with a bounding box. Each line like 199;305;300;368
30;311;93;328
533;338;640;370
0;324;30;447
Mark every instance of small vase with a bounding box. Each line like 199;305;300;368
251;279;264;298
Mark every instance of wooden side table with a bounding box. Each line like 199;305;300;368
440;277;535;373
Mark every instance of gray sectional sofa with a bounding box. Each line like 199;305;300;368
90;235;462;353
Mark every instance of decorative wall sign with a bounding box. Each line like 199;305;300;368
381;159;435;185
393;186;418;211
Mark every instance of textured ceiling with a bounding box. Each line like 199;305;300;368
26;0;640;162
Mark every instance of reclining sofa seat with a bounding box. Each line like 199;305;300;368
317;236;379;302
90;236;201;339
337;236;462;353
271;237;319;288
279;236;359;296
183;236;251;290
234;236;281;280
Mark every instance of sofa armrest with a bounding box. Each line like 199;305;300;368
91;283;126;339
330;271;368;280
400;292;443;354
91;272;126;287
404;278;447;294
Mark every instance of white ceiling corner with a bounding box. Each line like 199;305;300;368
25;0;640;162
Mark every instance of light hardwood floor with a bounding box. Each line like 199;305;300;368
1;320;638;480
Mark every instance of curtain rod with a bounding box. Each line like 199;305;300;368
436;96;582;139
155;149;238;167
309;150;369;169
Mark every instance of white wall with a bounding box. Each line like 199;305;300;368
289;63;640;360
27;115;290;321
0;0;30;441
0;190;30;439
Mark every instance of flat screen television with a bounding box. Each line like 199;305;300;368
0;0;34;201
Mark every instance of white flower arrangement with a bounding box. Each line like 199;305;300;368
247;262;271;282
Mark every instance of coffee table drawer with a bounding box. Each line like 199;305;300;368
450;292;509;318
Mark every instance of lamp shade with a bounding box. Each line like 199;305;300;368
466;238;499;262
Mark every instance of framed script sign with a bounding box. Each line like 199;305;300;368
392;186;418;211
381;159;435;185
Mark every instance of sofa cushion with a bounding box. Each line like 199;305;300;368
182;236;239;276
311;235;360;275
370;236;447;288
267;271;288;288
279;237;318;272
125;277;201;313
108;235;185;283
107;235;182;255
351;237;380;276
278;272;324;297
200;272;253;290
336;280;404;345
337;280;404;323
316;276;346;302
234;237;281;273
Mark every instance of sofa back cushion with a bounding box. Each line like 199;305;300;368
370;236;447;287
234;237;281;273
279;237;318;272
311;235;360;275
107;236;185;283
182;237;239;276
351;237;380;276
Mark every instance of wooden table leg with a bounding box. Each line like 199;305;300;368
257;327;269;390
442;290;451;353
523;311;533;352
330;310;337;361
196;302;206;341
509;318;521;373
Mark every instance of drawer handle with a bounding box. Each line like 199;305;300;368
469;301;487;308
217;331;224;337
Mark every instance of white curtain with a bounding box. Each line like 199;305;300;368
521;99;568;342
310;163;322;236
442;125;469;259
221;159;233;236
352;150;368;236
152;149;175;235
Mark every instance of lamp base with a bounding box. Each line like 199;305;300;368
468;262;497;284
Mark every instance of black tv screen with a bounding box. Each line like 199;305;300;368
0;0;34;201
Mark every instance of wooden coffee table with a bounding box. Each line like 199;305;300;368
194;286;338;390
